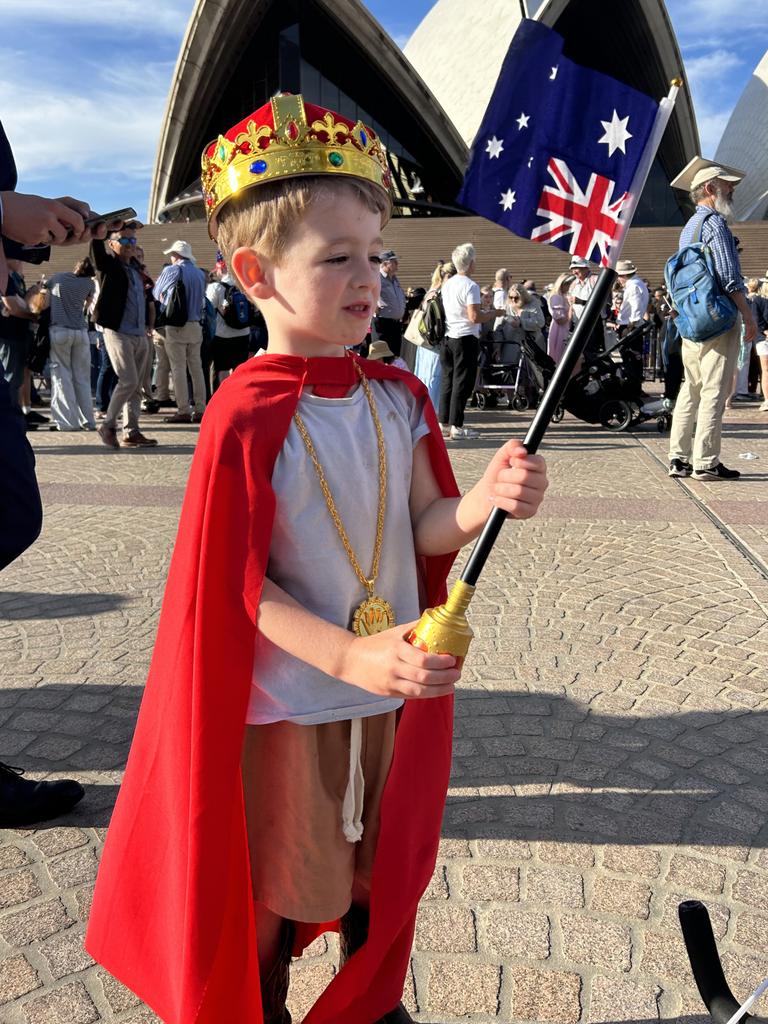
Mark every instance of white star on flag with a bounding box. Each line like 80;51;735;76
485;136;504;159
598;110;633;156
550;66;558;80
499;189;516;210
516;112;530;130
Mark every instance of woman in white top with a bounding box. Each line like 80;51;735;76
547;273;573;364
439;243;500;440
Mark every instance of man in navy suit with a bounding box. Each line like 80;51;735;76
0;120;121;825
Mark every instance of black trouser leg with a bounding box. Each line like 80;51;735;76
450;335;479;429
372;317;403;358
438;339;455;425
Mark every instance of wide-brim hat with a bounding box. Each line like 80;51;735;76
380;250;397;261
670;156;746;192
616;259;637;275
569;256;590;269
201;94;392;237
163;240;196;262
367;340;395;361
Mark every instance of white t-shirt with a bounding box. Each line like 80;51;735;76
618;276;650;326
246;379;431;726
441;274;482;338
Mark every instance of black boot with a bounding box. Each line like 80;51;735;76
339;905;414;1024
261;920;294;1024
0;762;85;826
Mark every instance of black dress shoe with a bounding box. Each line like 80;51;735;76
0;762;85;826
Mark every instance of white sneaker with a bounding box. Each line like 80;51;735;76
440;424;451;437
760;401;768;412
450;426;480;439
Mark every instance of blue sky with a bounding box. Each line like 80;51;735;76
2;0;766;220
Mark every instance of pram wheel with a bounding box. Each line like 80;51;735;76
600;399;632;432
476;391;496;411
511;394;529;412
551;403;564;423
657;414;671;433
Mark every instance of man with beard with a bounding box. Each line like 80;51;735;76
667;159;756;481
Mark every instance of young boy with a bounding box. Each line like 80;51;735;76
86;95;548;1024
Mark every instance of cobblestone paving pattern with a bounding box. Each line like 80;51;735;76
1;402;767;1023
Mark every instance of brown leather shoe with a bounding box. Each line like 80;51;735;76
121;431;159;448
262;920;294;1023
163;412;192;423
97;424;120;449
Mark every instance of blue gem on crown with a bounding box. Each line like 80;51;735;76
360;129;368;147
250;159;268;175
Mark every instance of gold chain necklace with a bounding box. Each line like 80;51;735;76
292;360;395;636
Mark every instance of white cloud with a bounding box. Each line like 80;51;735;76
697;109;733;155
685;48;744;83
2;0;192;36
672;0;768;41
1;54;172;184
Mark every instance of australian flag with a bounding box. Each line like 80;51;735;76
458;20;661;268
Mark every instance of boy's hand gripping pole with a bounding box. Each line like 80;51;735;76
407;267;617;661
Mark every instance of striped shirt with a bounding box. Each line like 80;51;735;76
680;206;744;295
47;273;95;331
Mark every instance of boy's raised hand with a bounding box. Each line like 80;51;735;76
478;440;548;520
340;621;461;700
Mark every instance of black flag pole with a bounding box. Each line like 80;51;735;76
460;265;616;587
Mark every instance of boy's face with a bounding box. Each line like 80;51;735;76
239;192;384;357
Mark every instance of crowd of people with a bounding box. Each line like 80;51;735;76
0;227;266;447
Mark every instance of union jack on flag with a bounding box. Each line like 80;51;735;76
458;20;663;268
532;159;628;266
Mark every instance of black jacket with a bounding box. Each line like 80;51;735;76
0;372;42;570
90;238;134;331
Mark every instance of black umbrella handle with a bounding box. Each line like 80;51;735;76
678;900;755;1024
460;266;616;587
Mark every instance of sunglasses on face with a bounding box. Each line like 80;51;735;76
116;237;137;246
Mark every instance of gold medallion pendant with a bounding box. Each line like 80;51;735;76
352;594;396;636
294;357;397;640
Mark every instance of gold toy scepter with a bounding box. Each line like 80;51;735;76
406;266;616;663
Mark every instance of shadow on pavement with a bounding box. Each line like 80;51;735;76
2;684;768;851
0;592;129;620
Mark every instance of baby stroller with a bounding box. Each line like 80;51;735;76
562;323;672;432
472;337;521;410
473;333;564;420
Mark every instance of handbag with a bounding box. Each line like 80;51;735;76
404;307;428;347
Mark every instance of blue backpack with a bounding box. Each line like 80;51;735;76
664;212;737;343
221;283;251;329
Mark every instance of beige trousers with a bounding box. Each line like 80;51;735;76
152;330;171;400
668;317;741;470
102;329;150;433
164;321;206;414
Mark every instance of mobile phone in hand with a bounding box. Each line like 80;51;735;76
84;207;138;228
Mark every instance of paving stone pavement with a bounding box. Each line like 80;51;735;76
1;399;768;1024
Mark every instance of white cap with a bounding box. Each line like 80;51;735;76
670;156;746;192
163;240;196;261
569;256;590;269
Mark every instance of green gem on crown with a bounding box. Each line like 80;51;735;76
328;152;344;167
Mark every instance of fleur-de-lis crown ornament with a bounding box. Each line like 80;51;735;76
201;94;392;237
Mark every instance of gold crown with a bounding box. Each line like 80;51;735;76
201;94;392;234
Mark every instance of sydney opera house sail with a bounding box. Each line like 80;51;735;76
715;51;768;222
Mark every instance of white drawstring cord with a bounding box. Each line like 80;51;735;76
342;718;365;843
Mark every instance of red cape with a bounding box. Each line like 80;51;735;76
85;354;460;1023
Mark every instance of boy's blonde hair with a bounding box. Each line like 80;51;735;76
216;175;390;269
